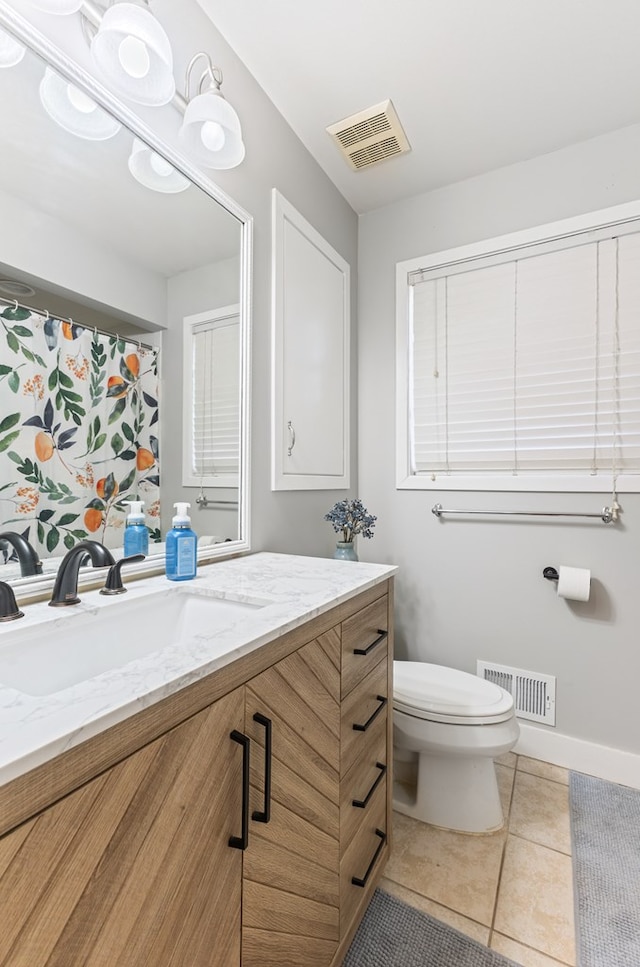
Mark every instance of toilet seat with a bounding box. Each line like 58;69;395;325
394;661;515;725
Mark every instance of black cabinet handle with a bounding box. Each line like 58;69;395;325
353;629;387;656
252;712;272;824
351;829;386;887
229;729;250;850
352;695;387;732
352;762;387;809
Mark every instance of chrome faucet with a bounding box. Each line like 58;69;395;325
49;540;116;607
0;531;43;577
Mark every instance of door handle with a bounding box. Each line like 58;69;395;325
229;729;250;850
251;712;272;824
287;420;296;456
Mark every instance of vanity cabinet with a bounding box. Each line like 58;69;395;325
242;628;341;967
0;688;246;966
0;581;393;967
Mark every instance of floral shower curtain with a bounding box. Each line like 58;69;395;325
0;302;160;558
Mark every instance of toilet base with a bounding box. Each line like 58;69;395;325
392;752;505;833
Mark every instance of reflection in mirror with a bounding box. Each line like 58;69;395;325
0;26;249;586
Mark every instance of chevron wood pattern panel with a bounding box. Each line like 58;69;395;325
242;628;341;967
0;689;245;967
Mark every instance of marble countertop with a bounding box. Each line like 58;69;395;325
0;552;396;788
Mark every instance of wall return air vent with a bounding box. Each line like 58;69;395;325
326;98;411;171
477;660;556;726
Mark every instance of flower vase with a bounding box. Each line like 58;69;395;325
334;541;358;562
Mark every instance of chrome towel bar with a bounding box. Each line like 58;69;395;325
431;503;617;524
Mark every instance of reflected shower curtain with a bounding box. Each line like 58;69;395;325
0;303;160;557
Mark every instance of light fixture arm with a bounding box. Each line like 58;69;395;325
184;51;224;101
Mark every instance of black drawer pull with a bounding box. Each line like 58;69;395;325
252;712;272;824
351;828;386;887
229;729;250;850
352;762;387;809
353;629;387;656
353;695;387;732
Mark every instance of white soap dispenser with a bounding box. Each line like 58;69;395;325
165;502;197;581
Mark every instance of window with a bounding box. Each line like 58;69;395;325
182;305;240;487
396;204;640;492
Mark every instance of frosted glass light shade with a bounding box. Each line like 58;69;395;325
0;27;25;68
128;138;189;193
91;3;175;106
22;0;83;12
178;92;245;169
39;67;121;140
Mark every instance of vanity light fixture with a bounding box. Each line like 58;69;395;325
128;137;189;193
90;2;175;107
16;2;246;170
39;66;121;140
178;52;245;170
0;26;25;68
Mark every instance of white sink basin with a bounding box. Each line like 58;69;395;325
0;590;265;696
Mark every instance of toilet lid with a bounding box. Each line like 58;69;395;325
393;661;514;724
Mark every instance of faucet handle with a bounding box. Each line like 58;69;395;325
100;555;146;595
0;581;24;621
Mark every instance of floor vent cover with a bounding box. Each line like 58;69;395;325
477;660;556;726
326;99;411;171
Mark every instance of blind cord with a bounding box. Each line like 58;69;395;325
591;242;600;475
611;238;621;519
512;260;519;476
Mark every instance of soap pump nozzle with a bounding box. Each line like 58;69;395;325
172;502;191;526
126;500;145;522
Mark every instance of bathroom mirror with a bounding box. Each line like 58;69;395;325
0;9;252;590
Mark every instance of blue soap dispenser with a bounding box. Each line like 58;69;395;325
123;499;149;557
166;502;197;581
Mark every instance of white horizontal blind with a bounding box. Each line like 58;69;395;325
192;317;240;478
408;229;640;485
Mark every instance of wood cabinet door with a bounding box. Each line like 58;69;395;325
242;627;342;967
0;689;245;967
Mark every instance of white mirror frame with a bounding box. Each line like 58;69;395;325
0;3;252;598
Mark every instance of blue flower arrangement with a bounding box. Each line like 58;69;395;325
324;498;377;543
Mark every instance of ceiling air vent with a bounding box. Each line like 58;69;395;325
326;99;411;172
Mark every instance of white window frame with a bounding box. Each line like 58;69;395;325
396;200;640;493
182;304;240;488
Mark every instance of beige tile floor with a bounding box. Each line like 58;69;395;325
381;753;576;967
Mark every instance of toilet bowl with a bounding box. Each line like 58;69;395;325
393;660;520;833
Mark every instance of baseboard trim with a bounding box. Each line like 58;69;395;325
515;723;640;790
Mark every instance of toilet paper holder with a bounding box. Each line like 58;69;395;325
543;567;559;581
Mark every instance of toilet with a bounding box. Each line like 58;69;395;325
393;660;520;833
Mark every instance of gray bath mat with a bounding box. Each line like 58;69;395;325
569;771;640;967
342;889;519;966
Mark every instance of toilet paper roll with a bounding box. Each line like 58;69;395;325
557;565;591;602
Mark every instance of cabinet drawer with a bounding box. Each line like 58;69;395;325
340;724;387;849
341;658;388;778
341;596;389;698
340;789;387;935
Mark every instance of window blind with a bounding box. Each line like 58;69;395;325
408;229;640;485
191;317;240;478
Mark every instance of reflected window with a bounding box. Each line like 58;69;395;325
183;305;240;487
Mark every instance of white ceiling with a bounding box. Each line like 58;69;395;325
198;0;640;214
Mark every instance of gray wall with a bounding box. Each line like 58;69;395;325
165;256;241;540
358;123;640;756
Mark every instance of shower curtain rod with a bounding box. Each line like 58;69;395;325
431;503;617;524
0;295;158;352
